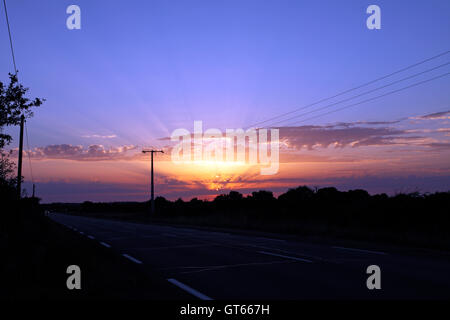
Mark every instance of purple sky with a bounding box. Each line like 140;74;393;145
1;0;449;202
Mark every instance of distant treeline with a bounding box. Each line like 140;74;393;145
43;186;450;246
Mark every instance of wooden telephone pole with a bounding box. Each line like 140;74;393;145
142;149;164;214
17;114;24;199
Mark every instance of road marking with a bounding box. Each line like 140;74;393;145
167;278;213;300
87;235;95;240
258;251;313;263
255;237;286;242
100;242;111;248
131;244;212;251
177;260;294;274
162;233;178;237
107;236;136;241
200;231;231;237
122;254;143;264
140;235;166;239
332;246;386;255
249;244;328;262
79;231;84;235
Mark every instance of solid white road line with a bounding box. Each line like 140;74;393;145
100;242;111;248
122;254;143;264
258;251;313;263
332;246;386;255
167;278;213;300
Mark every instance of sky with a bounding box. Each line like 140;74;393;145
1;0;449;202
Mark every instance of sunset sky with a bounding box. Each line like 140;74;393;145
1;0;449;202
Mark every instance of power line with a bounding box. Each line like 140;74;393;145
2;0;17;73
282;72;450;127
264;61;450;128
246;50;450;129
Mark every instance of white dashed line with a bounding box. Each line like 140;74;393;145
87;235;95;240
167;278;213;300
332;246;386;255
100;242;111;248
258;251;313;263
79;231;84;235
122;254;143;264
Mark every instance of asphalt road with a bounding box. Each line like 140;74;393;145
50;213;450;300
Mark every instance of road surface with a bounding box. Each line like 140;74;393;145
50;213;450;300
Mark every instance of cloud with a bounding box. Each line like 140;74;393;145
278;125;418;150
437;128;450;136
39;144;84;157
277;110;450;150
327;120;402;128
82;134;117;139
412;110;450;120
20;144;139;161
157;122;408;150
422;142;450;150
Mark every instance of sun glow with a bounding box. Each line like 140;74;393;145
176;160;251;190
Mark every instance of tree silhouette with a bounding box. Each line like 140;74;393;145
0;73;44;149
0;73;44;200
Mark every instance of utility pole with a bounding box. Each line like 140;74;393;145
142;149;164;214
17;114;24;199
